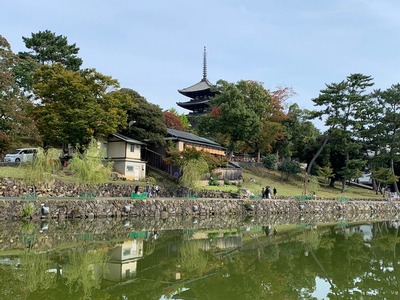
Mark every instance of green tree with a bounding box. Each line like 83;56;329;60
32;64;133;146
311;74;373;192
15;30;83;95
368;84;400;194
20;30;82;71
179;148;209;189
255;86;295;161
13;52;40;94
280;103;320;162
165;146;209;189
67;139;113;195
244;84;289;162
200;80;260;158
278;160;301;180
316;165;334;187
371;167;399;196
0;35;41;151
21;147;61;195
263;153;277;170
120;88;167;147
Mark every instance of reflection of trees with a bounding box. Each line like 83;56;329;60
16;250;56;293
359;221;400;298
320;228;371;298
297;229;321;252
64;247;109;299
3;222;400;298
143;239;155;256
179;240;208;277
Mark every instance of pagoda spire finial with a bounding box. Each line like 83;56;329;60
203;46;207;80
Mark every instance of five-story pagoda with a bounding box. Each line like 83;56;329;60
176;47;217;114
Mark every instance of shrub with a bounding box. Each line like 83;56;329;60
21;203;35;218
278;160;301;180
263;154;277;170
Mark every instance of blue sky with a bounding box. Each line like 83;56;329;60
2;0;400;120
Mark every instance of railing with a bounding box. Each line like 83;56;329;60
144;149;180;177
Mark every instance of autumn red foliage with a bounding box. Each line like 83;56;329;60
163;111;184;131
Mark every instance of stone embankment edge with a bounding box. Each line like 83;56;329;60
0;197;399;221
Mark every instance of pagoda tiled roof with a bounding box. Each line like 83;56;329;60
178;78;214;95
176;98;209;107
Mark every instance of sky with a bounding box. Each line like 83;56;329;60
2;0;400;123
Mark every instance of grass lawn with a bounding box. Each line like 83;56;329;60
242;167;384;200
0;166;23;179
200;166;384;200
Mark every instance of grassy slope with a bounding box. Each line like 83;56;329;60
0;166;384;200
239;167;383;200
200;167;383;200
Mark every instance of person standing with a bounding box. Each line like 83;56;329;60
273;186;277;199
266;186;271;199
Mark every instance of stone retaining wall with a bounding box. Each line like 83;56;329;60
1;197;399;221
0;178;236;198
1;178;399;221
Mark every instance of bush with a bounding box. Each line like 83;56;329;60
278;160;302;180
21;203;35;218
208;177;219;186
263;154;277;170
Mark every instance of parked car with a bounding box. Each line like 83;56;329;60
3;148;38;163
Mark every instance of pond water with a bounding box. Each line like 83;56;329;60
0;216;399;299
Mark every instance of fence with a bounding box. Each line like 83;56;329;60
145;149;243;181
208;167;243;180
144;148;179;177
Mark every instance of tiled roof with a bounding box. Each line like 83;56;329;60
176;98;209;107
166;128;224;149
178;78;214;94
112;133;146;145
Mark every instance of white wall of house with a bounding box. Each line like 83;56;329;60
107;141;142;160
113;160;146;181
104;134;147;181
107;141;126;158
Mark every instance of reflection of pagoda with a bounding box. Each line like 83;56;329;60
176;47;218;114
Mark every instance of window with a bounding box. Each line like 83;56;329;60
127;166;133;172
130;144;135;152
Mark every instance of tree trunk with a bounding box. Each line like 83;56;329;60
341;151;350;193
390;158;399;194
306;134;329;175
329;177;336;188
304;134;330;195
341;178;345;193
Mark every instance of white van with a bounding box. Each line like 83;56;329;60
4;148;38;163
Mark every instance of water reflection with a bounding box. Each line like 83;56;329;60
0;217;399;299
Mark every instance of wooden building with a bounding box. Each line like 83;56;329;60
106;133;147;180
165;128;226;157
